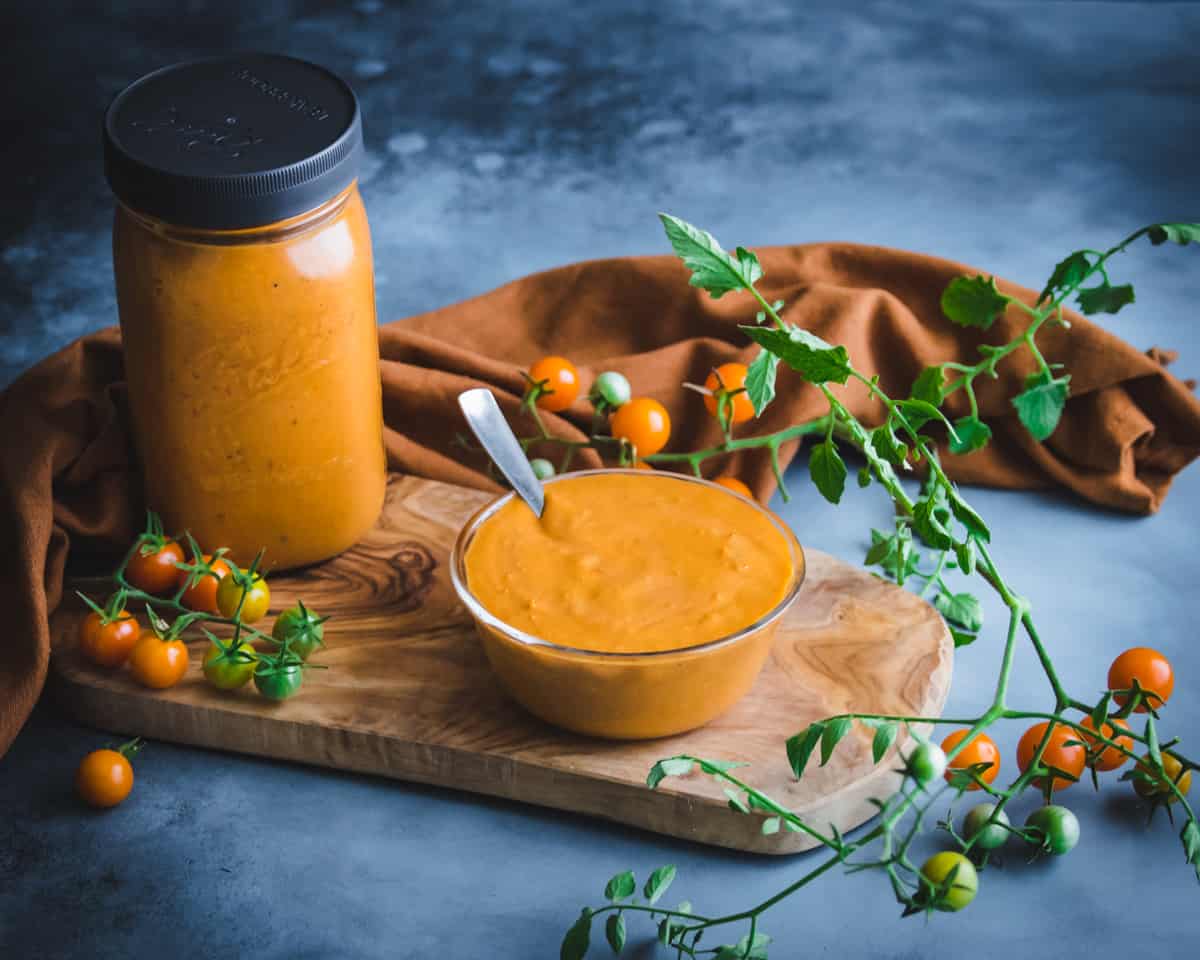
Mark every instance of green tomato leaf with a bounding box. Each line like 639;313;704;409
761;816;781;835
786;723;825;779
725;787;750;814
643;865;677;905
1012;370;1070;442
820;716;853;766
739;325;852;385
1145;714;1162;768
1182;820;1200;882
950;628;977;648
871;721;899;764
604;871;636;902
658;214;761;299
646;757;695;789
869;424;908;467
911;365;947;405
717;932;772;960
865;529;897;568
857;466;872;489
954;539;976;575
1038;251;1092;303
561;908;593;960
1148;223;1200;246
605;914;626;955
941;275;1009;330
913;496;954;550
1090;693;1112;731
698;759;748;775
1076;280;1135;316
744;349;778;416
897;398;957;439
809;440;847;505
934;591;984;633
948;492;990;542
948;415;991;455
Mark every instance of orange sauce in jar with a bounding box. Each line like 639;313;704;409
113;186;385;568
105;55;386;568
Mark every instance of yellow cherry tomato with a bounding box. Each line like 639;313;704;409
920;852;978;911
217;573;271;623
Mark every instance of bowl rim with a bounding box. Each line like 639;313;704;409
448;468;806;660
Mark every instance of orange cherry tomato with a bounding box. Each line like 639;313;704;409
1108;647;1174;712
79;609;140;668
703;363;754;425
610;397;671;456
129;635;189;689
1080;715;1133;772
1016;721;1086;791
632;461;655;471
528;356;580;413
178;554;231;615
76;747;135;808
712;476;754;499
940;729;1000;789
126;538;185;595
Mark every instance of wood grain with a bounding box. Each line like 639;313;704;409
49;475;953;854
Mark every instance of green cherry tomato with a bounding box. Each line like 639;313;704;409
529;458;556;480
271;604;325;661
962;803;1011;851
202;641;258;691
908;742;948;786
589;371;632;410
255;663;304;701
919;851;978;911
217;573;271;623
1024;805;1080;856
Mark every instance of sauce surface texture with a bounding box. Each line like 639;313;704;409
464;473;795;653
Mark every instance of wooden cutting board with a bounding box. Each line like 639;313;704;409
49;475;952;854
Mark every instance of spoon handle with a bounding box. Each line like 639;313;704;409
457;388;546;518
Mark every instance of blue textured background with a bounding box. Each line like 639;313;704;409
2;2;1198;956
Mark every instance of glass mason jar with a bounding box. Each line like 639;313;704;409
104;55;386;569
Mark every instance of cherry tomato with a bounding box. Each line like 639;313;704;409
632;461;655;471
1108;647;1174;713
712;476;754;499
907;742;947;785
962;803;1010;851
76;741;139;808
202;640;258;690
79;609;140;668
255;663;305;701
1016;721;1086;791
126;538;185;595
1025;805;1080;856
528;356;580;413
610;397;671;456
919;851;978;911
129;635;189;689
178;554;231;615
940;729;1000;789
589;371;631;410
217;573;271;623
1080;715;1133;771
1132;752;1192;803
529;458;556;480
271;603;325;661
703;363;754;425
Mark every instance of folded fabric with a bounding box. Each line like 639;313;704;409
2;242;1198;756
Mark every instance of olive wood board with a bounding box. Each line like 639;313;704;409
49;475;953;854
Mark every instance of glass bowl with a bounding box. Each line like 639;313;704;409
449;469;806;740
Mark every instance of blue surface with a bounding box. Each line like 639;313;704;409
2;1;1199;956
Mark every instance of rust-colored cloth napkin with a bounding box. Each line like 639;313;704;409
3;242;1198;756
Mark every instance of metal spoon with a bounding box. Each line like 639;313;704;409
457;388;545;517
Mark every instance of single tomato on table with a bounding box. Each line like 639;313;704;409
1016;721;1086;792
610;397;671;457
940;728;1000;789
703;363;754;425
76;738;141;809
528;356;580;413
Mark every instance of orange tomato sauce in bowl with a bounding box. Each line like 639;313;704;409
453;470;804;739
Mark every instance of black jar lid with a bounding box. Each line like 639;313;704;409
104;53;363;231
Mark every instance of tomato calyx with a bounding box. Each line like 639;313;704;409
270;600;327;660
203;629;259;668
77;588;134;626
133;509;176;559
108;736;145;761
145;603;202;642
588;371;631;414
1106;677;1165;718
176;533;230;593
